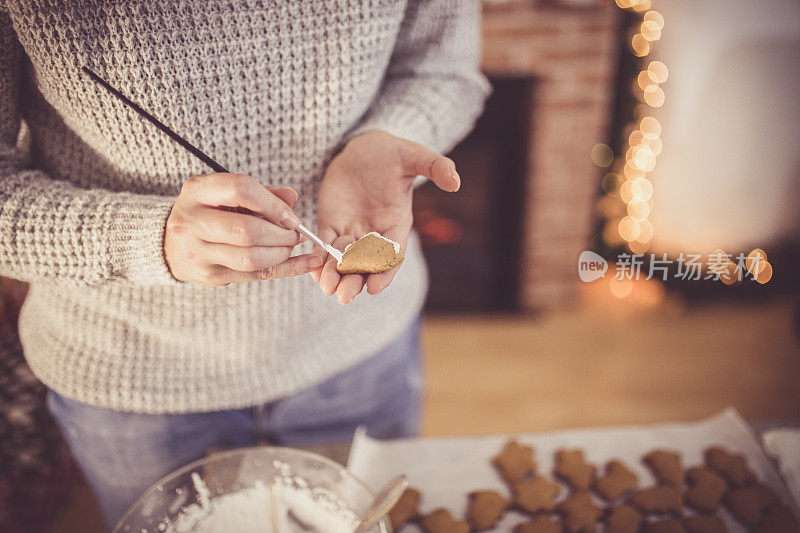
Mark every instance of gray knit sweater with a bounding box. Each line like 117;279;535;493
0;1;488;413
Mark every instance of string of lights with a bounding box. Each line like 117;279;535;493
594;0;772;286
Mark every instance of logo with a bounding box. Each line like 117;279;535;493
578;251;608;282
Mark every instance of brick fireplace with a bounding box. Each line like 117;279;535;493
482;0;621;310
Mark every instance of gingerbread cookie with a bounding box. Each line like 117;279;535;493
754;504;799;533
723;484;778;527
704;446;755;488
554;449;596;491
683;514;727;533
514;476;561;514
684;467;726;513
493;440;537;484
467;489;509;531
514;515;564;533
420;509;470;533
627;486;683;516
604;504;644;533
643;450;684;488
594;460;639;501
556;492;603;533
388;487;421;529
646;518;686;533
336;232;404;274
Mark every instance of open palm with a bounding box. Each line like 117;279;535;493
310;131;460;304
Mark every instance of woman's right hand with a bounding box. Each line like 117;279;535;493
164;173;322;286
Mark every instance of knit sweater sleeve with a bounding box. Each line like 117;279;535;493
345;0;491;154
0;13;177;286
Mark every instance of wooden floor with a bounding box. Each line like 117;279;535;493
48;295;800;531
421;297;800;436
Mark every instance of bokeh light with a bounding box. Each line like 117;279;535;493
632;34;651;57
641;135;663;156
591;143;614;168
629;129;644;147
630;178;654;201
640;116;661;137
647;61;669;83
602;173;622;197
754;262;773;284
627;199;650;221
618;216;642;242
746;248;768;276
610;277;634;299
637;70;659;90
611;2;666;253
623;161;646;180
636;219;654;243
643;85;665;107
719;262;742;287
641;20;662;41
643;11;664;29
631;145;656;172
620;180;634;203
628;240;651;255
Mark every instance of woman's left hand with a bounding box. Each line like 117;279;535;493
311;131;460;304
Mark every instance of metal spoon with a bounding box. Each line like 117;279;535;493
353;475;408;533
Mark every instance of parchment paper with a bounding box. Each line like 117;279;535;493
347;409;798;532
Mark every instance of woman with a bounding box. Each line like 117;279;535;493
0;0;489;527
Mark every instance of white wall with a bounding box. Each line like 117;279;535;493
650;0;800;254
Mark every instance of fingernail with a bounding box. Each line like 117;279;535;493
298;232;307;243
306;255;323;270
451;170;461;191
280;209;300;229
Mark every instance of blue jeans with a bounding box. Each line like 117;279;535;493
47;318;422;531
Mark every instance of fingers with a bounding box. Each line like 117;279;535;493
182;173;301;229
318;235;352;297
265;185;298;207
202;242;295;272
203;253;322;285
335;273;366;305
399;142;460;192
192;206;303;247
308;228;337;284
366;269;397;296
237;253;322;281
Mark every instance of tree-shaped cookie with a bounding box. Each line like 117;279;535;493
684;467;727;513
493;440;537;484
420;509;470;533
556;492;603;533
643;450;684;488
554;449;596;492
704;446;756;488
466;490;509;531
514;476;561;514
627;485;683;516
594;460;639;501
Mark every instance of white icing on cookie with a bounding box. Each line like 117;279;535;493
338;231;401;265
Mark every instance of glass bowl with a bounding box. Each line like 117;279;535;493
113;446;391;532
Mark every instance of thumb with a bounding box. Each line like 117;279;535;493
265;185;299;207
400;142;460;192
